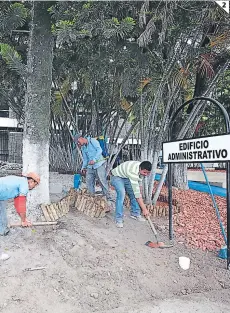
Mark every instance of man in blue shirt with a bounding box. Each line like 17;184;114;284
0;172;40;261
74;134;111;206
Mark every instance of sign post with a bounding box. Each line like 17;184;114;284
163;97;230;270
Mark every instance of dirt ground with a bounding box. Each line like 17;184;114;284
1;173;230;313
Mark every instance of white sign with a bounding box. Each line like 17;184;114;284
215;1;229;13
162;134;230;163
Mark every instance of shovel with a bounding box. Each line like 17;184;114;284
145;216;173;249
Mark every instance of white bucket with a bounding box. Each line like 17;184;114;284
179;256;190;270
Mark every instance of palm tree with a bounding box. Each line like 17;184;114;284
135;1;230;203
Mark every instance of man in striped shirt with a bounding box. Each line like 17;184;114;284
111;160;152;228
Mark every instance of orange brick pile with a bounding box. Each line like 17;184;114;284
153;183;227;252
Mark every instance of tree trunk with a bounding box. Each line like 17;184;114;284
172;163;188;190
170;102;188;189
23;1;53;211
90;99;97;136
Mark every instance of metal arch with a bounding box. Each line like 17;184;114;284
170;97;230;133
166;96;230;270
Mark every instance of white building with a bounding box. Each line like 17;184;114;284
0;108;23;163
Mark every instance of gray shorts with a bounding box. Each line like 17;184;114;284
0;200;8;236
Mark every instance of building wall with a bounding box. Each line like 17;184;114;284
0;108;23;163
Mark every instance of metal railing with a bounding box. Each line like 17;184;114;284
0;130;9;161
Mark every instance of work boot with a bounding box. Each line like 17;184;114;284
0;253;10;261
130;215;146;222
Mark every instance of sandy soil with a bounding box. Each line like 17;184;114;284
1;209;230;312
1;173;230;312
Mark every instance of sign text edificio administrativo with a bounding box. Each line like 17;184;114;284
162;134;230;163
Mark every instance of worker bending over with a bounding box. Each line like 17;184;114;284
111;161;152;228
0;172;40;261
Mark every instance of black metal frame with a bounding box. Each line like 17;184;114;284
164;97;230;270
0;130;9;161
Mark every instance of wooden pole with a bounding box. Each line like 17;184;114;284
10;221;58;227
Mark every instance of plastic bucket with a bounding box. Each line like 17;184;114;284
179;256;190;270
74;174;81;189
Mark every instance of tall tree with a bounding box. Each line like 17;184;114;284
23;1;53;208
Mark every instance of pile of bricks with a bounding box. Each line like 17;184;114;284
68;188;108;218
146;203;180;218
40;188;108;221
40;197;70;222
124;194;181;218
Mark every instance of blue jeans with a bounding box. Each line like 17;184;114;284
86;164;111;201
110;176;140;223
0;201;8;236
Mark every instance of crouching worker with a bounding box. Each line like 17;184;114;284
110;161;152;228
0;172;40;260
0;172;40;234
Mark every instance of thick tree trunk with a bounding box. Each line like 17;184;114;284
172;163;188;190
170;109;189;189
23;1;53;211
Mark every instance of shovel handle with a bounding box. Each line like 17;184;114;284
147;216;158;237
10;221;57;227
147;217;173;248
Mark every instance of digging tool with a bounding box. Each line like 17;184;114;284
9;221;58;227
145;216;173;249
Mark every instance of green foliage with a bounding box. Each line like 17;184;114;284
54;18;93;46
52;91;63;117
0;3;28;36
0;43;26;76
52;78;72;117
54;20;76;45
104;16;135;39
82;2;92;10
60;78;71;96
0;0;229;140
